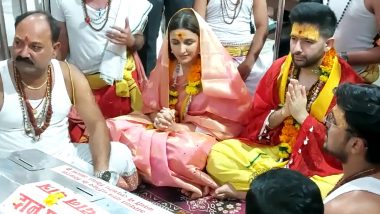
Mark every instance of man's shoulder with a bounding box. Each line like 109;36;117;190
325;190;380;214
264;56;287;78
264;56;286;74
54;60;84;82
272;56;287;68
50;0;79;20
368;0;380;13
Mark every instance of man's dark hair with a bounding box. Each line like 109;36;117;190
335;83;380;164
246;168;323;214
289;2;337;38
15;10;60;43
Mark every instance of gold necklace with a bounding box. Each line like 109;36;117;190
21;79;47;90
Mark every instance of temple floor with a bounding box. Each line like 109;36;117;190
133;183;246;214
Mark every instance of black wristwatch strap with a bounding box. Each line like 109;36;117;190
95;170;112;182
95;170;119;185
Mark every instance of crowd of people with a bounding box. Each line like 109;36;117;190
0;0;379;213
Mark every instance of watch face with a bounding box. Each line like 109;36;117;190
101;171;111;182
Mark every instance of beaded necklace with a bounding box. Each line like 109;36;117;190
14;62;53;141
82;0;112;31
220;0;243;24
327;0;353;25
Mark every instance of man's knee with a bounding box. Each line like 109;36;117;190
109;141;135;174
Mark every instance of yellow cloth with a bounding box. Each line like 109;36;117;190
115;53;143;112
224;45;250;57
85;53;143;112
207;139;287;191
85;73;108;90
207;139;340;199
310;174;342;199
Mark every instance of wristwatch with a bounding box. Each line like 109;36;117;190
340;51;349;62
95;170;119;184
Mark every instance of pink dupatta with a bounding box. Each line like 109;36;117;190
107;9;251;198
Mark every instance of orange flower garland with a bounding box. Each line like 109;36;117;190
279;117;300;159
319;48;336;83
278;48;336;159
168;57;202;120
185;57;202;95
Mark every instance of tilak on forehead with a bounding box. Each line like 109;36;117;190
291;23;320;41
174;30;187;41
18;35;29;41
14;34;30;44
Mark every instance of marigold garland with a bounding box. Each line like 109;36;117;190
278;48;336;159
279;117;299;159
185;57;202;95
168;57;202;119
319;48;336;83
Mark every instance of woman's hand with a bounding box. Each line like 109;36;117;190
153;108;175;130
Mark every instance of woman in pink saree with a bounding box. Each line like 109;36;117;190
107;8;251;198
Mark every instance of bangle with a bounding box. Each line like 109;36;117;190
340;51;349;62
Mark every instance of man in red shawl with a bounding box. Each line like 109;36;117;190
206;2;364;199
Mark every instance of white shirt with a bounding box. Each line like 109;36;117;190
0;59;76;160
206;0;254;45
324;0;377;72
50;0;151;74
324;176;380;204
